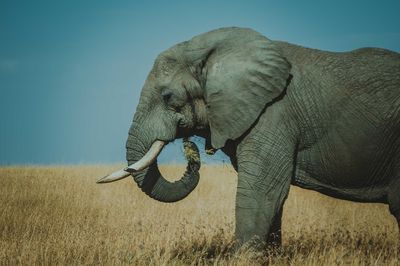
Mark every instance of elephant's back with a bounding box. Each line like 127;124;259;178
281;42;400;189
347;46;400;60
276;41;400;80
339;47;400;122
277;41;400;122
339;47;400;85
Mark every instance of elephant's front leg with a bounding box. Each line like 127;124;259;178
266;206;283;247
235;136;294;249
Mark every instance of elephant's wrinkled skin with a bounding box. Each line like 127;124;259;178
100;27;400;248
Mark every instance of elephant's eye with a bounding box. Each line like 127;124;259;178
161;90;173;102
161;88;185;112
173;106;182;113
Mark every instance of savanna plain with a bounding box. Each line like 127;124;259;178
0;165;398;265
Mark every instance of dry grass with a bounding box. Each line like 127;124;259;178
0;165;398;265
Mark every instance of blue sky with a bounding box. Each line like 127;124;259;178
1;0;399;165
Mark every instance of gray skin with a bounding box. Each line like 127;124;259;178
124;27;400;248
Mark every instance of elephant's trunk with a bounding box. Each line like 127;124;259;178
126;137;201;202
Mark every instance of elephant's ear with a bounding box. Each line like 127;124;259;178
202;28;291;149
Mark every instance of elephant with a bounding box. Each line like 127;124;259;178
98;27;400;249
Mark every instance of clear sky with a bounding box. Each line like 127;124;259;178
1;0;399;165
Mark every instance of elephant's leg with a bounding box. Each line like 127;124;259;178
266;206;283;247
388;176;400;231
221;141;238;171
234;135;294;249
235;158;292;250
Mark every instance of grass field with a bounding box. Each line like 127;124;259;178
0;165;398;265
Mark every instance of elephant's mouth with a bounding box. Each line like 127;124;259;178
97;138;201;202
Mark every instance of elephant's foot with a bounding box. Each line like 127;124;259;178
388;178;400;233
234;207;284;253
266;208;283;250
233;235;267;254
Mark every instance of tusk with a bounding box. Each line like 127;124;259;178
96;140;165;184
96;169;130;184
124;140;165;172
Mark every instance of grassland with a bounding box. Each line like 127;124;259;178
0;165;398;265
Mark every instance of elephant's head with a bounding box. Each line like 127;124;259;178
97;27;291;202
